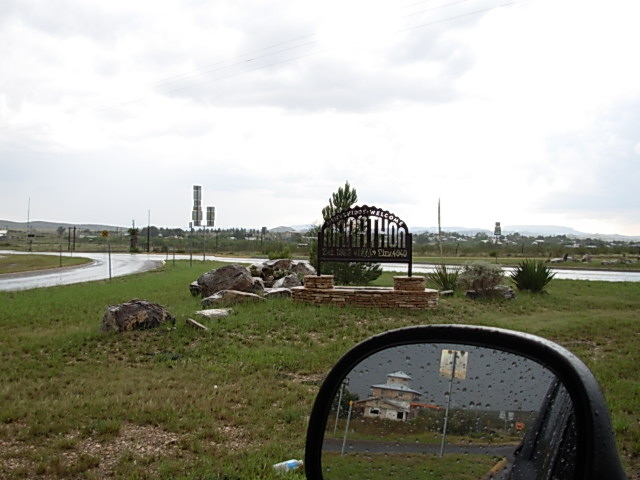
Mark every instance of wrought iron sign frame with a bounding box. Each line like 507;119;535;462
317;205;413;277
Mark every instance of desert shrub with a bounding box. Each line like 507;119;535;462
325;261;383;286
267;244;292;260
457;261;503;294
426;264;459;291
510;259;555;293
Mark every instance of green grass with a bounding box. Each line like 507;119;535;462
0;260;639;478
412;255;640;271
0;254;91;274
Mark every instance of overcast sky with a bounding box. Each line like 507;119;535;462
345;343;554;411
1;0;639;234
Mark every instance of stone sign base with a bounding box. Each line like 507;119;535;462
292;275;438;310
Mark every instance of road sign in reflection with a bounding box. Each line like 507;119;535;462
439;349;468;380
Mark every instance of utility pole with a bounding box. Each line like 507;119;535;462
147;210;151;253
205;206;215;261
494;222;501;263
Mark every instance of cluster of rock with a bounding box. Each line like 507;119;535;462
100;260;316;334
190;259;316;307
547;254;589;263
601;257;635;266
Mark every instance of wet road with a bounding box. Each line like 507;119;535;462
323;437;516;457
0;251;166;291
1;250;639;291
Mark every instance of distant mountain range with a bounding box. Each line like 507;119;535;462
0;219;129;232
291;224;640;241
2;220;639;241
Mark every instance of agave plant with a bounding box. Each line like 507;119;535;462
510;259;555;293
426;264;459;292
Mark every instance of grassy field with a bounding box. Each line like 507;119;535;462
0;261;639;479
412;255;640;271
0;254;91;274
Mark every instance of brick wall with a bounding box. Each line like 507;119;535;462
292;275;438;310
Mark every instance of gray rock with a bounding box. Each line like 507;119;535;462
465;285;516;300
494;284;516;300
186;317;209;331
253;276;265;291
195;308;232;319
101;299;175;332
291;260;316;277
189;281;201;296
197;264;264;297
266;258;293;271
273;273;302;289
264;287;293;299
201;290;266;307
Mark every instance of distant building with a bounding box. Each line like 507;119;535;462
354;371;422;421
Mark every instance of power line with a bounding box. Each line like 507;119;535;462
0;0;527;132
145;0;527;98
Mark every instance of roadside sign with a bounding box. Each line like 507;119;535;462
439;349;468;379
101;230;109;238
206;206;215;227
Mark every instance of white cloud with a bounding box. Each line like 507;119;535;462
1;0;639;235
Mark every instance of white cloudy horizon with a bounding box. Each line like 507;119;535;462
1;0;639;235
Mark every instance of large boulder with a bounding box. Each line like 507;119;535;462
197;264;264;297
101;299;175;332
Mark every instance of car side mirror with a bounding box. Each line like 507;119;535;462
305;325;626;479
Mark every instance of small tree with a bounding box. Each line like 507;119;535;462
322;181;358;220
128;226;139;252
309;181;382;285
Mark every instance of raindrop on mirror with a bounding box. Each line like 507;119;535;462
321;342;567;480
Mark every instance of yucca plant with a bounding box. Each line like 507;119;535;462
510;259;555;293
426;264;459;292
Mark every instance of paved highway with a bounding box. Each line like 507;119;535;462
1;250;639;291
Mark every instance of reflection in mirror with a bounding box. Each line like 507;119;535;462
321;343;574;479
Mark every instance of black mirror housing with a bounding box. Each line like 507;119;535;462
305;325;626;479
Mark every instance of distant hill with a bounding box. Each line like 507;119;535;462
269;226;297;233
410;225;640;241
